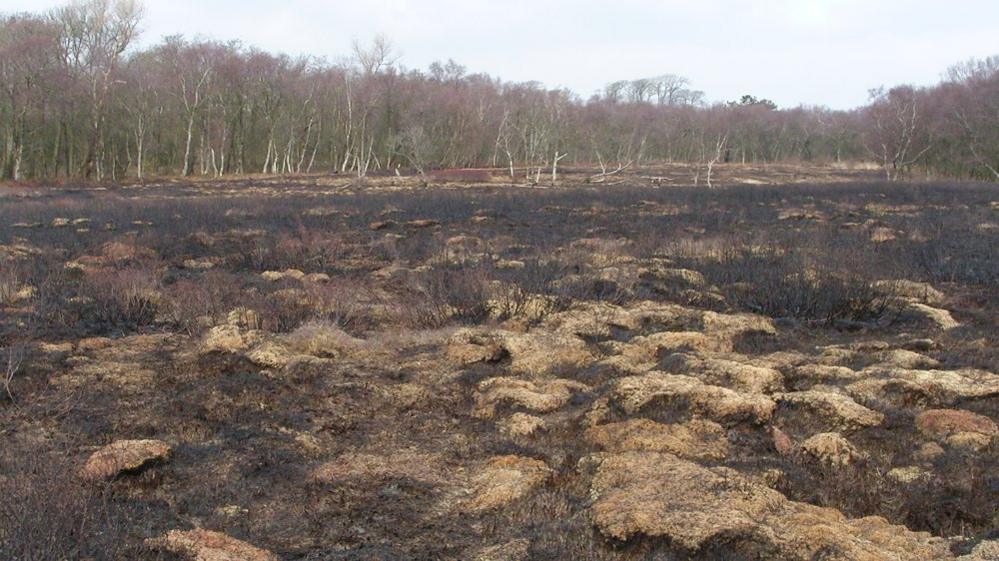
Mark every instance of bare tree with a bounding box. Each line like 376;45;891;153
652;74;703;106
862;86;935;180
352;35;398;75
397;124;434;184
686;107;730;187
627;78;656;103
0;1;995;183
602;80;629;104
153;37;215;176
121;51;157;179
946;55;999;83
0;15;62;180
704;131;728;188
52;0;142;179
946;57;999;180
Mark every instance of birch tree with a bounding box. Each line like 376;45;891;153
862;86;935;181
0;15;62;180
52;0;141;179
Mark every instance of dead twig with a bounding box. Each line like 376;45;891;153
588;160;633;183
3;345;24;404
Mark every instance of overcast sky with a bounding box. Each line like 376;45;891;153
4;0;998;109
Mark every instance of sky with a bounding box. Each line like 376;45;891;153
3;0;998;109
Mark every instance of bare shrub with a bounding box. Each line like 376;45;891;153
558;273;634;306
774;459;907;534
77;267;162;331
284;319;361;357
0;452;132;560
404;263;494;327
236;227;350;273
273;228;348;271
251;280;364;333
891;214;999;305
900;446;999;537
304;280;364;332
2;345;24;403
778;442;999;539
99;239;157;266
0;265;20;305
369;234;400;263
490;259;569;321
695;244;898;323
17;256;77;336
252;286;315;333
163;270;246;334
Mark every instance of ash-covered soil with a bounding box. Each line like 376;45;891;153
1;172;998;560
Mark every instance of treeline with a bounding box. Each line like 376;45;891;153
1;0;997;183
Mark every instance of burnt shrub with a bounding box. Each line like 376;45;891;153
162;270;247;335
490;258;571;321
404;262;494;328
250;279;365;333
0;263;22;305
97;238;158;266
2;256;76;341
248;285;321;333
903;445;999;538
300;280;366;333
1;343;24;403
888;214;999;306
558;274;634;306
76;267;162;333
776;457;902;526
272;228;350;272
0;452;134;560
778;442;999;540
692;243;897;324
227;226;352;274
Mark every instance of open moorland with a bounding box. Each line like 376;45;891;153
2;166;999;560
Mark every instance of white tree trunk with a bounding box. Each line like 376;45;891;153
551;150;567;186
182;114;196;176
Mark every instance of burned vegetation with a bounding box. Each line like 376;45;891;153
1;169;998;560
